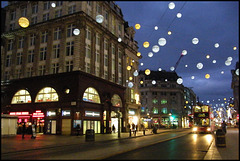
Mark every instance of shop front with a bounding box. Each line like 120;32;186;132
128;109;139;129
83;110;101;134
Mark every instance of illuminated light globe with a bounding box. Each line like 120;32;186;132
145;69;151;75
170;66;175;71
168;31;172;35
192;38;199;45
205;74;210;79
118;38;122;42
233;47;237;50
212;60;216;64
185;64;188;68
235;69;239;76
182;50;187;55
154;26;158;30
133;70;139;77
177;13;182;18
168;2;175;9
225;60;231;66
227;57;233;61
73;28;80;35
18;17;30;28
135;24;141;30
158;68;162;71
128;82;134;88
206;55;210;59
177;78;183;84
165;79;168;82
152;45;160;53
137;52;141;57
129;77;133;81
51;2;56;7
140;81;144;84
214;43;219;48
140;63;144;66
127;66;131;70
152;80;156;85
197;63;203;69
158;38;167;46
221;71;224;74
143;41;150;48
148;52;153;57
191;76;195;79
96;15;104;23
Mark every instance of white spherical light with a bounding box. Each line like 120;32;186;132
214;43;219;48
197;63;203;69
152;45;160;53
170;66;175;71
225;60;231;66
148;52;153;57
158;68;162;71
177;78;183;84
227;57;233;61
192;38;199;45
177;13;182;18
158;38;167;46
212;60;216;64
182;50;187;55
128;82;134;88
118;38;122;42
191;76;195;79
96;15;104;23
169;2;175;9
73;28;80;35
152;80;156;85
154;26;158;30
133;70;139;77
51;3;56;8
235;69;239;76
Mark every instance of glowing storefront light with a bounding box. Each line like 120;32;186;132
83;87;101;103
11;89;31;104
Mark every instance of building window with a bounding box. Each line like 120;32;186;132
16;52;23;65
67;24;75;37
7;39;13;51
11;89;31;104
104;54;108;67
30;34;36;46
66;41;74;56
18;36;24;49
28;50;35;63
65;60;73;72
54;27;61;40
56;1;63;6
153;107;158;114
68;5;76;14
86;26;91;40
41;31;48;43
15;69;22;79
162;108;168;114
83;87;101;104
10;10;16;21
35;87;59;102
5;55;11;67
161;99;167;104
43;13;50;21
55;9;62;18
4;71;10;81
40;47;47;61
32;3;38;14
27;67;33;77
52;63;59;74
85;44;91;58
9;23;15;31
21;6;27;17
111;94;122;107
38;65;46;76
96;50;100;63
52;44;60;58
85;62;90;73
31;16;37;25
43;1;50;10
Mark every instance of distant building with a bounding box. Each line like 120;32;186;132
1;1;140;135
138;70;196;129
231;61;239;122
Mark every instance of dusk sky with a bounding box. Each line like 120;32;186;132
115;1;239;107
1;1;239;107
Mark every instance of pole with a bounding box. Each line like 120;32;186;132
117;112;120;138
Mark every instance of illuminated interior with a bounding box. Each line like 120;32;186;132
111;94;122;107
83;87;101;103
35;87;59;102
11;89;31;104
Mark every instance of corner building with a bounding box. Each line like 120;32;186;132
1;1;140;135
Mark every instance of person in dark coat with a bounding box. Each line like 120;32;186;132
221;121;227;134
112;124;116;133
22;122;26;139
76;124;80;136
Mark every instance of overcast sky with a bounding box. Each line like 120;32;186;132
1;1;239;107
115;1;239;107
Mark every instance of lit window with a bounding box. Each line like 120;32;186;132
111;94;122;107
83;87;100;104
153;107;158;114
35;87;59;102
11;90;31;104
161;99;167;104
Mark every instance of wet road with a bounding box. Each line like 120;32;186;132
104;133;214;160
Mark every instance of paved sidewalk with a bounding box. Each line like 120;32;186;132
204;127;239;160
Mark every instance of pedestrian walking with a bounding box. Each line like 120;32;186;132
22;122;26;139
141;123;145;135
127;123;131;137
221;121;227;134
31;124;36;139
112;124;116;133
132;123;136;136
76;124;80;136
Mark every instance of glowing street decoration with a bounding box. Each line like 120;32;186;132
177;78;183;84
158;38;167;46
192;38;199;45
206;55;210;59
137;52;141;57
177;13;182;18
197;63;203;69
133;70;139;76
214;43;219;48
158;68;162;71
148;52;153;57
152;45;160;53
233;47;237;50
236;69;239;76
182;50;187;55
10;112;29;115
205;74;210;79
96;15;104;23
168;31;172;35
152;80;156;85
73;28;80;35
128;82;134;88
127;66;131;70
18;17;30;28
170;66;175;71
191;76;195;79
212;60;216;64
227;57;233;61
225;60;231;66
154;26;158;30
145;69;151;75
51;2;56;7
118;38;122;42
143;41;150;48
168;2;175;9
135;24;141;30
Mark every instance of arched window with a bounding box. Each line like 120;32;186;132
11;89;31;104
83;87;100;103
35;87;59;102
111;94;122;107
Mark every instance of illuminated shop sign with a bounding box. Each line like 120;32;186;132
62;110;71;116
47;111;56;116
85;111;100;117
128;110;135;115
10;112;29;115
32;110;44;118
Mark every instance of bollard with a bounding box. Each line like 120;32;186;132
215;129;226;147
